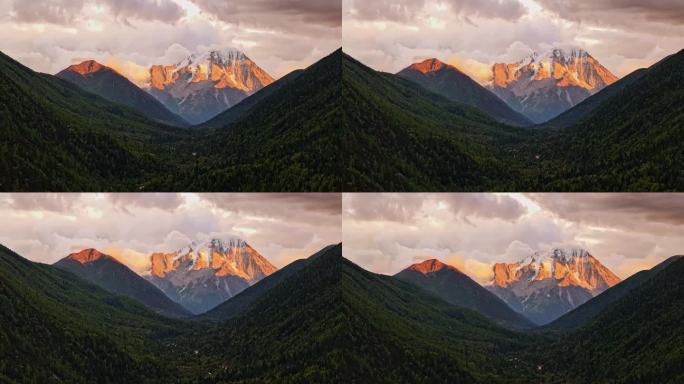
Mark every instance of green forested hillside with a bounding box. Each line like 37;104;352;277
545;256;682;331
531;49;684;191
0;51;188;191
53;249;191;318
342;52;532;191
544;68;649;129
2;243;683;383
0;49;341;192
395;261;535;329
156;49;343;192
0;245;184;383
539;257;684;383
56;62;189;127
181;245;539;383
397;60;532;127
3;47;684;192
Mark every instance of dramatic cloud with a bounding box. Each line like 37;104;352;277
0;193;341;274
537;0;684;27
343;193;684;283
1;0;341;82
529;193;684;227
343;0;684;80
10;0;185;24
190;0;341;28
344;193;525;223
349;0;526;22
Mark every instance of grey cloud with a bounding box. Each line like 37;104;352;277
200;193;342;218
1;193;81;212
191;0;341;28
529;193;684;227
0;193;341;271
349;0;526;22
538;0;684;26
342;193;684;281
343;193;426;222
344;193;525;223
10;0;185;25
443;194;526;222
106;193;185;212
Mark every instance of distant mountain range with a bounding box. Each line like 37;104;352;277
146;49;274;124
490;48;618;123
487;247;621;325
146;238;277;314
3;242;683;382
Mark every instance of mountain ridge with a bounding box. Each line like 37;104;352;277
57;60;189;127
491;48;618;123
396;259;535;329
146;48;274;124
397;58;532;127
488;247;621;324
54;248;191;318
146;238;277;314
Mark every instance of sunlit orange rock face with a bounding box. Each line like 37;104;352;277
490;48;619;123
146;49;274;124
149;239;276;282
148;52;274;93
409;259;460;274
492;49;617;93
67;248;118;264
146;238;277;314
488;247;622;324
64;60;112;76
407;58;450;74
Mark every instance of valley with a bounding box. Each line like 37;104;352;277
1;45;683;191
2;241;682;383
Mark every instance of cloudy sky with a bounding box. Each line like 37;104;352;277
0;0;341;84
0;193;341;274
343;193;684;284
343;0;684;82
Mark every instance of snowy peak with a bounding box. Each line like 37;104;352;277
177;49;247;69
492;48;617;92
66;248;119;265
146;47;274;124
147;238;277;314
408;259;460;275
148;48;273;93
149;238;277;282
63;60;113;76
492;247;621;291
489;246;622;324
490;47;618;123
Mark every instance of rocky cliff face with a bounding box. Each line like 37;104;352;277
146;49;274;124
488;247;621;325
490;48;618;123
146;238;277;314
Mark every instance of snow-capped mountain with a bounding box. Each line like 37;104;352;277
490;48;618;123
147;48;274;124
146;238;277;314
487;247;621;325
